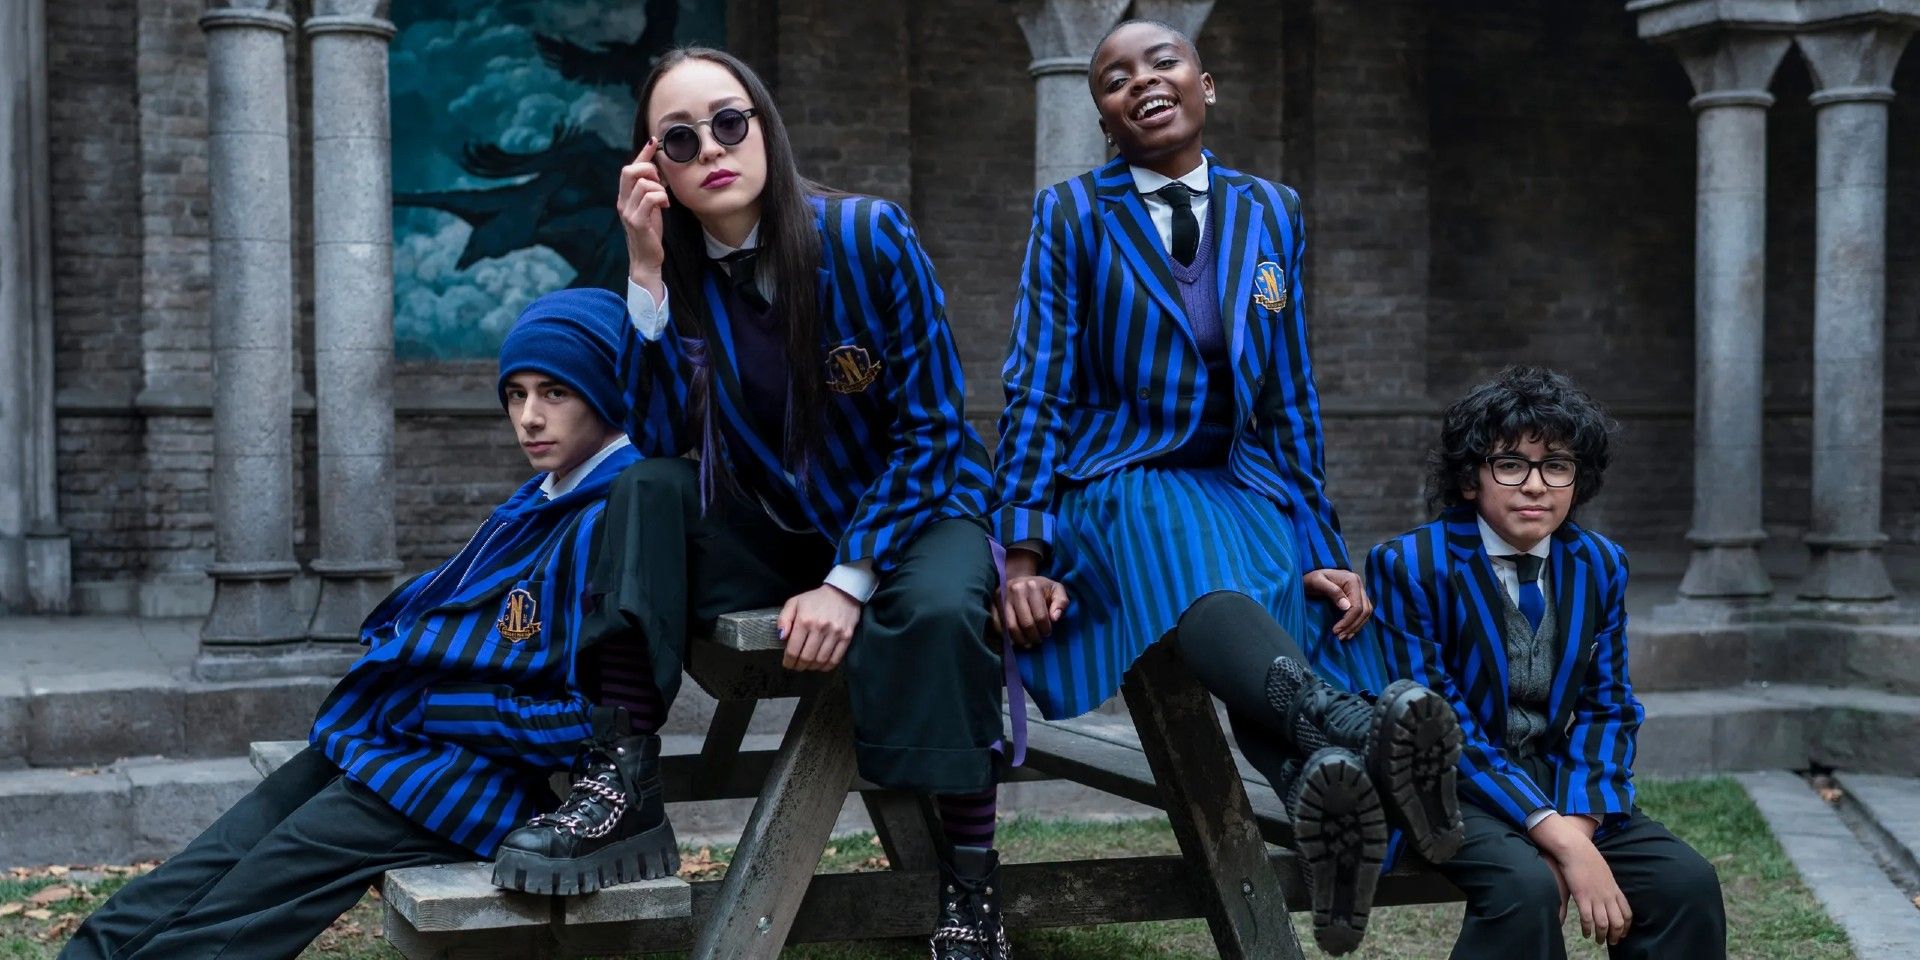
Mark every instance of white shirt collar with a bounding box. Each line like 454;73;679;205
540;435;632;499
1130;158;1209;197
1477;515;1551;562
703;221;761;260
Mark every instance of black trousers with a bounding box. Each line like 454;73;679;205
586;457;1004;793
60;748;468;960
1439;795;1726;960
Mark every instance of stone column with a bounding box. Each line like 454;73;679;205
1666;31;1789;602
198;0;304;659
1017;0;1130;191
1793;18;1914;602
0;0;71;613
305;1;400;641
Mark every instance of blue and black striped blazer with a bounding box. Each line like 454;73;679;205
622;194;993;572
1367;508;1643;830
994;152;1348;571
309;445;639;856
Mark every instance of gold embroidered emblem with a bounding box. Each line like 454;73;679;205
1252;261;1288;312
824;344;882;394
495;587;542;643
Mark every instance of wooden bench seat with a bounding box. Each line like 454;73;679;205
251;608;1461;959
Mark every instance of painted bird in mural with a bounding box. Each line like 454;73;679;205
532;0;680;91
394;123;628;292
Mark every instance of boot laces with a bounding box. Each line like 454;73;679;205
930;873;1009;959
525;759;628;838
1311;687;1375;739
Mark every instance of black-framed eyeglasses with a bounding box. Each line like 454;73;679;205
1484;455;1578;488
654;107;758;164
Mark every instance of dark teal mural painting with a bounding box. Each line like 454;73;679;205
390;0;724;360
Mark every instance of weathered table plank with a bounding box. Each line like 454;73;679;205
688;676;858;960
1124;640;1306;960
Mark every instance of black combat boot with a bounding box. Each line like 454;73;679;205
1267;657;1464;863
1275;747;1388;956
929;845;1008;960
490;707;679;894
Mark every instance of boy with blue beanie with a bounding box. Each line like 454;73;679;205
61;289;663;960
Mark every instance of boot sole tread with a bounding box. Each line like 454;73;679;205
1373;682;1467;864
1292;749;1388;956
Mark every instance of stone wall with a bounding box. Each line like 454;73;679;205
39;0;1920;610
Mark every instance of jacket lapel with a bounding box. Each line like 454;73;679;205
1093;157;1191;335
1444;510;1511;729
1544;525;1600;737
1208;158;1263;367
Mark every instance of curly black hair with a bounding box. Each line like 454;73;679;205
1425;366;1617;513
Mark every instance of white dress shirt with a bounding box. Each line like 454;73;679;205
1129;158;1211;257
1477;516;1551;610
623;223;877;605
539;435;633;500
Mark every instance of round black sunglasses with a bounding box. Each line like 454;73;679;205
652;107;758;164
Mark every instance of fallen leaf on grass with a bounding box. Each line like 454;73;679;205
45;866;69;877
869;835;882;847
33;914;82;943
23;909;52;921
28;886;75;905
823;846;837;857
8;867;30;879
676;847;729;879
0;902;24;917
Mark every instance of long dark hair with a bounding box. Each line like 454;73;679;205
633;47;830;485
1424;365;1617;514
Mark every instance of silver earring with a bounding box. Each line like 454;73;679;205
1205;96;1216;105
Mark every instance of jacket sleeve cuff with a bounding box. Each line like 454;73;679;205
627;278;669;340
823;560;878;604
996;506;1055;548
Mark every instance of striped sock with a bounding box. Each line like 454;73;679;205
937;787;999;849
589;641;665;735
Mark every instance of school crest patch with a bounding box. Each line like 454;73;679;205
824;344;882;394
496;587;542;643
1252;261;1288;312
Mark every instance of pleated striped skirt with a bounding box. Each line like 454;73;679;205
1017;463;1374;719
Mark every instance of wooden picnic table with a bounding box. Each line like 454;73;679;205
252;609;1460;959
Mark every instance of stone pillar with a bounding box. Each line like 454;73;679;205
1666;31;1789;602
198;0;304;659
1793;18;1914;602
1017;0;1130;191
305;1;399;641
1132;1;1215;37
0;0;71;613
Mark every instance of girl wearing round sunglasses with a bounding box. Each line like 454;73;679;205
599;48;1010;959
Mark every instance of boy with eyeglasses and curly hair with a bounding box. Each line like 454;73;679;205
1366;365;1726;960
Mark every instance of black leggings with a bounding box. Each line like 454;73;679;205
1171;590;1315;780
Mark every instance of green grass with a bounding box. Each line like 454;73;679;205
2;778;1852;959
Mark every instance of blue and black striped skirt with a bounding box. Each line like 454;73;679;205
1017;462;1371;719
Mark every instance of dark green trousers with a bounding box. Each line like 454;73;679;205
1438;756;1726;960
585;457;1003;793
59;748;467;960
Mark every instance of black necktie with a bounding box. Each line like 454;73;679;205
719;248;771;313
1155;182;1201;267
1505;554;1546;632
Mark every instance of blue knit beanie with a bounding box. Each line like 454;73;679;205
496;288;627;429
